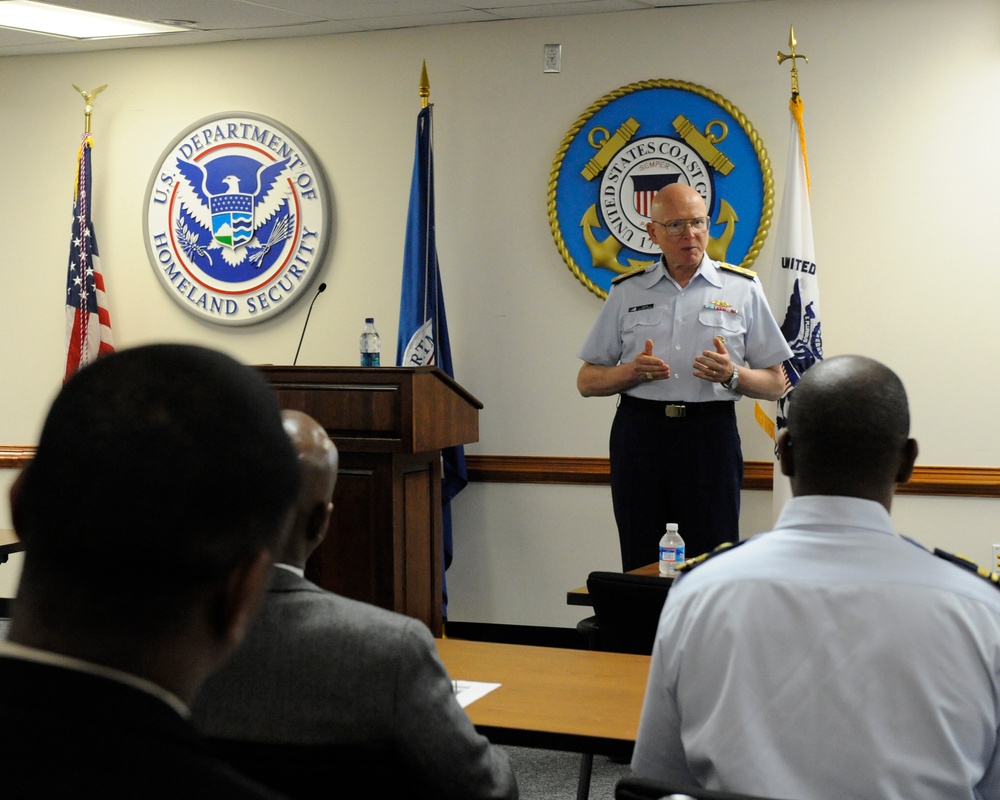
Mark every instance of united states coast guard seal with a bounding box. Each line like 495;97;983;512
548;80;772;299
143;112;331;325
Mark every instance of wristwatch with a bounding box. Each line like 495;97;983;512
721;365;739;391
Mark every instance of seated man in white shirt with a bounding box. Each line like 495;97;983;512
1;344;300;799
632;355;1000;800
193;410;518;800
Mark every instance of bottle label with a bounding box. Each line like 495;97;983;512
361;353;380;367
659;545;685;573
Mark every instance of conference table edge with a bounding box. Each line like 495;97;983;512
436;638;649;759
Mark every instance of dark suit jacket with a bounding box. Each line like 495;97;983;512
0;655;283;799
193;567;517;800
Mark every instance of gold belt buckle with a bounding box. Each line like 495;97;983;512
664;404;686;418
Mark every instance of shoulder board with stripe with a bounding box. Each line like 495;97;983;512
718;262;757;279
611;265;648;285
933;548;1000;590
676;539;746;574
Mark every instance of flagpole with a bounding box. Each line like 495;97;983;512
65;83;114;381
399;62;465;617
768;26;809;513
419;60;429;109
72;83;107;134
778;28;811;194
760;27;822;521
418;62;434;345
777;26;807;100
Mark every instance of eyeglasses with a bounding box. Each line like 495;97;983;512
650;217;710;236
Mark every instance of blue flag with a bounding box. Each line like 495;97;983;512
396;105;466;618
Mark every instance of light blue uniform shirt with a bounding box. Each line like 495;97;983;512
578;256;791;402
633;495;1000;800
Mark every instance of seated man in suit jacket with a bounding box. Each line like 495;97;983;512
1;345;301;798
192;409;517;800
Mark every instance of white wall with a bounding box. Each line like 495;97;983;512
2;0;999;621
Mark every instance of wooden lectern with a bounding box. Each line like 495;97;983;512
259;366;481;636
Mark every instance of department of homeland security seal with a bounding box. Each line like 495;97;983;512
143;113;331;325
548;80;773;299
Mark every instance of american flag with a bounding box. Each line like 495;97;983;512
65;133;113;381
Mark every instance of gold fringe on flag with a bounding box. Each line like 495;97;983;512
790;95;810;195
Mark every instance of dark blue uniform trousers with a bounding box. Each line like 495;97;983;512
609;394;742;571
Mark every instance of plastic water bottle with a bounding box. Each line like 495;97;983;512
360;318;380;367
659;523;685;576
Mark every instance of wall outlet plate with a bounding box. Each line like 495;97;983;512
544;43;561;73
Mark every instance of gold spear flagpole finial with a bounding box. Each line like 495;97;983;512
419;60;430;109
776;25;807;99
73;83;108;133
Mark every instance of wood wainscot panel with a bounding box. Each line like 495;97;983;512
3;447;999;498
0;447;35;470
465;455;1000;498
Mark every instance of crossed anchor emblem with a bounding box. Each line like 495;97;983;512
578;115;740;274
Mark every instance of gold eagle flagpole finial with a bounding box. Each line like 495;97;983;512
776;26;807;99
419;60;430;108
73;83;108;133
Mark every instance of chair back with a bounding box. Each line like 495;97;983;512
616;775;793;800
0;598;12;640
586;571;673;655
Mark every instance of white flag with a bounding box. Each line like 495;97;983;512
756;95;823;520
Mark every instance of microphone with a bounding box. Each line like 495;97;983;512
293;282;327;366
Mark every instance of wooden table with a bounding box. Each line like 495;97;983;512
0;529;21;565
566;562;669;606
435;638;649;760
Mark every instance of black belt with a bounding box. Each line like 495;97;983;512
619;394;735;419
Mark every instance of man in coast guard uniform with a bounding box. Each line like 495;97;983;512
578;183;790;569
632;356;1000;799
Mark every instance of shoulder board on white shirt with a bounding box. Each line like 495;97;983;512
611;265;648;285
676;539;747;574
933;548;1000;590
718;262;757;279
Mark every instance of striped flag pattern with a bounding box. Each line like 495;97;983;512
65;132;113;381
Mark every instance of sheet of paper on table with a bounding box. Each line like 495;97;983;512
452;680;501;708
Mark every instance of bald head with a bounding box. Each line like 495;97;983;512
779;356;917;508
279;410;339;567
646;184;709;276
650;183;707;219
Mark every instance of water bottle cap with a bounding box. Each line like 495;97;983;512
666;523;678;532
365;317;374;323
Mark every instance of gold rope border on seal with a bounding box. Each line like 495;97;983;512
547;78;774;300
